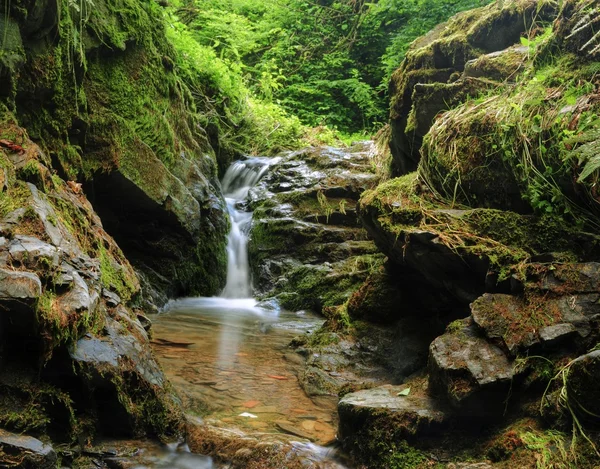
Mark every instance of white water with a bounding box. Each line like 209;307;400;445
220;158;272;299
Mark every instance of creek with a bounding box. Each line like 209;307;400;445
149;158;350;468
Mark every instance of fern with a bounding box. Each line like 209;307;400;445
565;128;600;182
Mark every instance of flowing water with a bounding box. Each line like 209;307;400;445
150;158;349;468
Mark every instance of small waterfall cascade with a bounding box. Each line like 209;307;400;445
220;158;271;299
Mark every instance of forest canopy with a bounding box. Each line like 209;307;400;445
165;0;492;141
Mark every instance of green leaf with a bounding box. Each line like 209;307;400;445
578;155;600;182
397;387;411;396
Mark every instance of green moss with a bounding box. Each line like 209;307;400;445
0;382;76;437
50;195;97;255
420;51;600;226
0;181;31;218
99;243;137;302
277;264;369;313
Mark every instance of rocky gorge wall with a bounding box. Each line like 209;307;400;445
0;0;234;464
330;0;600;467
1;0;230;308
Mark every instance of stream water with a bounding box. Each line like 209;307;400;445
149;159;349;468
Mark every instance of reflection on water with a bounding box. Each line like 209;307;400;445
152;299;348;464
133;442;214;469
163;297;279;371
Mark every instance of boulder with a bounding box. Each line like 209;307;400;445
388;0;557;176
566;350;600;420
471;292;600;356
0;429;56;469
428;319;514;417
248;143;382;312
70;316;183;437
338;385;448;442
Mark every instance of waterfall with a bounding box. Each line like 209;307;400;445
220;159;270;299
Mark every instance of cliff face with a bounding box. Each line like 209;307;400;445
338;1;600;467
1;0;229;307
0;108;183;462
0;0;233;461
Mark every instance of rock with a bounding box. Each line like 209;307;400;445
0;428;57;469
275;421;314;440
347;271;405;323
28;184;86;260
428;319;514;417
55;270;97;316
359;203;488;305
387;0;558;176
566;350;600;420
471;292;600;356
90;147;229;303
70;317;183;437
338;385;448;453
248;145;382;312
102;288;121;307
0;268;42;300
463;46;528;81
8;235;60;269
539;323;578;346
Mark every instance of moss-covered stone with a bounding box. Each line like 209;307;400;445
0;113;183;449
387;0;558;177
2;0;229;302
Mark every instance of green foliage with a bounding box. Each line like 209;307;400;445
171;0;490;135
421;50;600;228
376;0;491;81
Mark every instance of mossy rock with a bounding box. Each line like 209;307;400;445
359;172;600;305
566;350;600;421
3;0;229;301
387;0;559;177
463;45;529;81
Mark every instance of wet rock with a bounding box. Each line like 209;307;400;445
0;268;42;300
248;143;382;311
566;350;600;420
72;316;164;386
70;317;183;437
428;319;513;417
275;421;314;441
338;385;448;452
28;184;85;259
0;428;57;468
136;312;152;332
89;150;228;303
8;235;60;269
102;288;122;307
56;270;99;317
